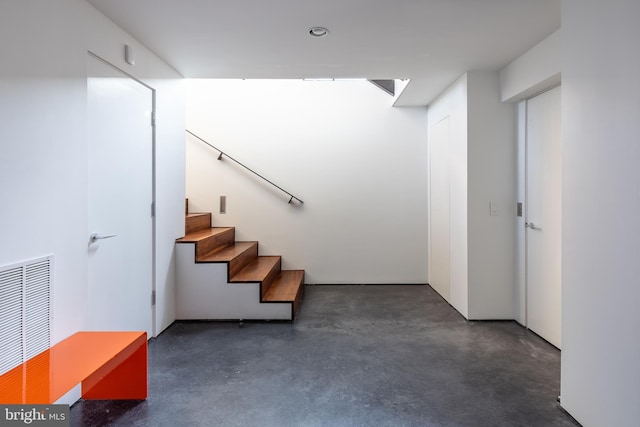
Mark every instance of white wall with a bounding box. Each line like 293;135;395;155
427;72;516;319
500;30;561;103
561;1;640;426
392;79;412;106
186;79;429;284
0;0;184;343
0;1;88;344
466;71;516;319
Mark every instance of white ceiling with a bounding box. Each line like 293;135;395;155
86;0;560;106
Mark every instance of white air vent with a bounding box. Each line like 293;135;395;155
0;256;52;375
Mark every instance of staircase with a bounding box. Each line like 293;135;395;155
175;201;305;321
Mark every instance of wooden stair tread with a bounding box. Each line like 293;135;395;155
232;256;281;282
199;241;257;262
263;270;304;302
177;227;234;243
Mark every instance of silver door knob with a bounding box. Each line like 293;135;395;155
525;222;542;230
89;232;117;243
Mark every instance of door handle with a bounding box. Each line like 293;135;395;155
89;232;117;243
525;222;542;231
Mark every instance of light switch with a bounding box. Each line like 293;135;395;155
490;201;499;216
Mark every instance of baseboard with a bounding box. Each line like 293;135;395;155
306;283;429;286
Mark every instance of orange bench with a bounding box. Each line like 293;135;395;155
0;331;147;404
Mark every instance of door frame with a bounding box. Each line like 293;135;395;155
87;51;157;337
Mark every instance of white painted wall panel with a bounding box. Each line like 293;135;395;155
0;1;89;344
561;1;640;425
466;71;516;319
428;72;515;320
0;0;184;345
500;30;561;103
186;79;428;284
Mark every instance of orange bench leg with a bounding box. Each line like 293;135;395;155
81;337;148;400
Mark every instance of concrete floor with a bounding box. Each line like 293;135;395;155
71;285;580;427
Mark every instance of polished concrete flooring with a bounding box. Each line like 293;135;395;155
71;285;580;427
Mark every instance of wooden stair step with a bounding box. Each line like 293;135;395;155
200;241;256;261
199;241;258;277
185;212;211;234
264;270;305;319
231;256;281;282
231;256;281;299
177;227;235;258
264;270;304;302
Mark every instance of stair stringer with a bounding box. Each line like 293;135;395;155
175;243;292;320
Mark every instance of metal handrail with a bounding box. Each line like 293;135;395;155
186;130;304;204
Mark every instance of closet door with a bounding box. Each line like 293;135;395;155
429;117;451;301
526;86;562;348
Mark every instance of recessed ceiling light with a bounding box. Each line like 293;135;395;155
309;27;329;38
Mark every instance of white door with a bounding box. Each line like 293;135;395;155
87;54;154;336
526;86;561;348
429;117;451;301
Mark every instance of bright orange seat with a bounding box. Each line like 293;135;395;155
0;331;147;404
